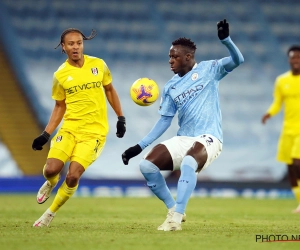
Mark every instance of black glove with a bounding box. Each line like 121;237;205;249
116;116;126;138
122;144;142;165
217;19;229;40
32;131;50;151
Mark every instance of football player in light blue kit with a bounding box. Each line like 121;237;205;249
122;19;244;231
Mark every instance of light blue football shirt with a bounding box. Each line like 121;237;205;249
158;60;227;142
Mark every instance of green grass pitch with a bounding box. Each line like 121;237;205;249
0;195;300;250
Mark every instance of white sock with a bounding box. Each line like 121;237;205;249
172;212;183;224
168;205;175;213
47;208;56;215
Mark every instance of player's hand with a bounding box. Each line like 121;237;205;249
116;116;126;138
261;113;271;124
217;19;229;40
32;131;50;151
122;144;142;165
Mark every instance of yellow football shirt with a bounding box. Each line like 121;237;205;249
267;71;300;135
52;55;112;136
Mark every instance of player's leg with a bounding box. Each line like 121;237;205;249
140;137;188;230
290;136;300;213
49;134;105;213
292;159;300;213
36;158;65;204
33;161;85;227
277;134;300;212
140;144;176;209
34;133;105;227
289;162;300;213
49;161;85;212
165;135;222;231
36;129;75;205
171;142;206;227
165;141;205;231
33;131;75;227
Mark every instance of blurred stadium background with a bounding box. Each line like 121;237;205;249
0;0;299;198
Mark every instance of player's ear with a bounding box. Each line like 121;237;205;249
186;53;192;61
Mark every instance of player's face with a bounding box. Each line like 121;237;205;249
169;45;191;76
289;50;300;73
62;32;84;62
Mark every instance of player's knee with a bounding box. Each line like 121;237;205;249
186;142;207;169
180;155;198;172
44;158;64;177
43;163;59;177
139;159;159;174
65;174;80;187
293;159;300;168
292;160;300;176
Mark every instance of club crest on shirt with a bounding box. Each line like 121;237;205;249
191;73;198;81
56;135;63;142
91;68;98;75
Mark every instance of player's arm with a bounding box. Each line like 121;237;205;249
103;83;123;117
138;115;173;149
217;19;244;71
44;100;66;134
261;80;283;124
32;100;66;150
122;115;173;165
103;83;126;138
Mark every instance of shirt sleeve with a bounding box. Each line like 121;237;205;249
219;36;244;72
209;59;228;81
102;60;112;86
158;89;177;117
138;115;173;150
267;78;283;116
52;74;65;100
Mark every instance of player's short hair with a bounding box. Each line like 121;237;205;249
55;28;97;53
172;37;197;53
287;45;300;56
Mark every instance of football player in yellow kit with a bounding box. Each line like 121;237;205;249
32;28;126;227
262;45;300;213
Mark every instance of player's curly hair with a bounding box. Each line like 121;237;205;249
287;45;300;56
172;37;197;53
55;28;97;53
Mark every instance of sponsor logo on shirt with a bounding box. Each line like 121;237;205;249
174;84;203;105
65;81;103;95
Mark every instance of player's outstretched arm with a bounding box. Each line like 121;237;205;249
121;115;173;165
217;19;244;71
122;144;142;165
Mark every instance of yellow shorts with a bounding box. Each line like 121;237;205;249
47;128;106;169
277;134;300;164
